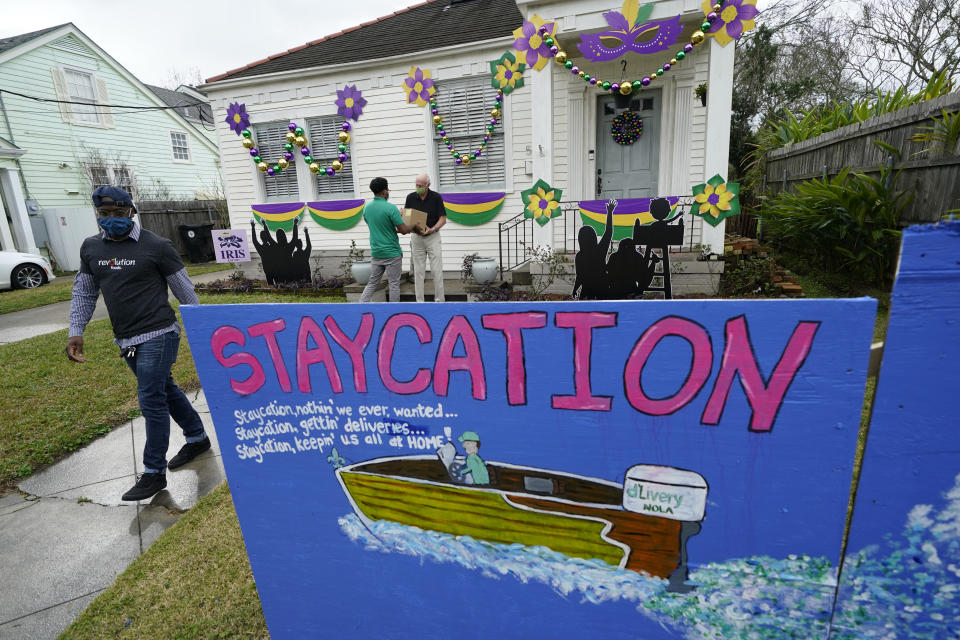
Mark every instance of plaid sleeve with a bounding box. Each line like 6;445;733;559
69;273;99;337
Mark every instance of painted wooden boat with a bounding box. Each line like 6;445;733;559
336;455;707;585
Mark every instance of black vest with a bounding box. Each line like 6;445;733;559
79;229;182;340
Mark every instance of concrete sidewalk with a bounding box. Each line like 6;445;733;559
0;389;224;640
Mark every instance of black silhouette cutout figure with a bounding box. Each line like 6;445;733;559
573;199;615;300
251;217;312;285
573;198;680;300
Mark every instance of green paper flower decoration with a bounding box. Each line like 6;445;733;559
490;52;526;95
521;179;563;226
691;174;740;226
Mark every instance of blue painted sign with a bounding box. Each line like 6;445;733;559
181;299;876;639
831;223;960;639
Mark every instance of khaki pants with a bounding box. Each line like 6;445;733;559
411;232;445;302
360;255;402;302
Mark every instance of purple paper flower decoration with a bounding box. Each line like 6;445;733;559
335;84;367;122
404;67;435;107
512;14;556;71
702;0;759;46
577;1;683;62
225;101;250;136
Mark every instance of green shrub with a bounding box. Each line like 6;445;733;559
759;162;911;286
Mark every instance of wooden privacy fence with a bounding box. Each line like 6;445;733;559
136;199;227;258
764;91;960;225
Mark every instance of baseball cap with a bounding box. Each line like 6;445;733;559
92;186;134;208
458;430;481;443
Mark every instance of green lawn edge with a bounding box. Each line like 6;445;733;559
58;483;270;640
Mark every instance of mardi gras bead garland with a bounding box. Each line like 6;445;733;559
240;121;353;178
611;112;643;145
532;0;736;97
431;88;504;167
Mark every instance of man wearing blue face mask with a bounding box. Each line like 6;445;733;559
66;186;210;502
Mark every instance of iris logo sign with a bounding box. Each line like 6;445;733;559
213;228;251;263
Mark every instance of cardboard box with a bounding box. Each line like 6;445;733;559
403;207;428;230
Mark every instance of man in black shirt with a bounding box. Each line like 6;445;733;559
67;186;209;502
404;173;446;302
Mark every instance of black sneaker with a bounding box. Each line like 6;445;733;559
168;437;211;470
121;473;167;501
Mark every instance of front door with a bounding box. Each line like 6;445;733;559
596;89;661;200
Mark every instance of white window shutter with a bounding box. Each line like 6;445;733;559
50;68;75;124
434;76;506;190
95;77;114;128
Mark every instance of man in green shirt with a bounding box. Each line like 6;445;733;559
359;177;423;302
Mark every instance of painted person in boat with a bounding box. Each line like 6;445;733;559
457;431;490;485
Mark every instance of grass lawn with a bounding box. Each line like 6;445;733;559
0;262;232;317
0;292;343;489
185;262;236;277
0;273;76;315
60;483;269;640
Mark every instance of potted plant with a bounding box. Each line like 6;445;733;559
341;240;371;285
461;252;498;285
694;83;707;107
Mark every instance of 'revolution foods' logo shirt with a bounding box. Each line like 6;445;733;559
97;258;137;269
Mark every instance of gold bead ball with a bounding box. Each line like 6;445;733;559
294;135;307;148
432;115;443;125
713;3;721;11
619;82;633;95
691;31;705;45
285;131;296;143
670;58;678;65
337;131;350;144
578;71;586;78
257;162;269;172
308;162;321;174
497;89;503;96
241;138;255;149
555;51;568;64
461;155;471;166
277;158;290;170
331;159;343;172
490;108;501;119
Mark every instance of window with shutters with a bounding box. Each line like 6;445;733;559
434;76;506;191
305;115;354;198
170;131;191;162
254;121;300;201
64;69;99;124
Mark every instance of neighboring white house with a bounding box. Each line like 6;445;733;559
202;0;734;275
0;23;222;270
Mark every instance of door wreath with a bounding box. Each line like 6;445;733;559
611;112;643;145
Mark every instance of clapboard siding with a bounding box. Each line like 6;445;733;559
1;31;221;211
765;91;960;224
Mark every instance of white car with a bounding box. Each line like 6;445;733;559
0;250;56;290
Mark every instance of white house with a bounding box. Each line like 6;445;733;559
202;0;734;278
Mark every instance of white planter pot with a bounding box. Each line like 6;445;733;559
351;261;372;285
471;257;498;285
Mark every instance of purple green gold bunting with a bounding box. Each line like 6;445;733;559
578;197;680;240
691;174;740;226
251;202;305;232
442;192;506;226
307;200;365;231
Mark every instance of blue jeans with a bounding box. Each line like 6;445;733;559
124;331;206;473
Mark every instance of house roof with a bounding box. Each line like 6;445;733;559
145;84;214;125
0;24;69;56
206;0;523;83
